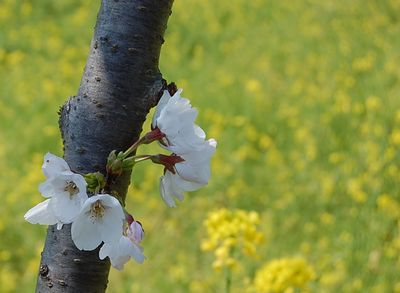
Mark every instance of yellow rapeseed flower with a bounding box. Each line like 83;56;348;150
253;257;316;293
202;208;264;272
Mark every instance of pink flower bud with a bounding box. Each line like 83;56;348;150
129;221;144;244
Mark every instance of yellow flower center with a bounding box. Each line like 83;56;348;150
64;181;79;197
90;200;105;219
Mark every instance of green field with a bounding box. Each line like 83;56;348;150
1;0;400;292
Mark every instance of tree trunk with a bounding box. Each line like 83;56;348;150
36;0;174;292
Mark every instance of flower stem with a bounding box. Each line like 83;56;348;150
133;155;153;163
122;128;165;158
123;137;145;158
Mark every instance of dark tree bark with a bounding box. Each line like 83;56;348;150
36;1;174;292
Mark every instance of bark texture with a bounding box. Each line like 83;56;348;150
36;1;173;292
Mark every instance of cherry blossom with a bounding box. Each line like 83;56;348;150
152;89;208;154
25;153;88;229
99;220;145;270
160;139;217;207
40;173;88;224
71;194;125;251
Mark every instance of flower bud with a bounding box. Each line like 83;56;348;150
106;150;124;176
122;157;136;170
84;172;106;193
107;150;117;165
130;221;144;243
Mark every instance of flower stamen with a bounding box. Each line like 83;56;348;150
90;200;105;219
65;181;79;197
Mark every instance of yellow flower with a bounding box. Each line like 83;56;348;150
253;257;316;293
201;208;264;272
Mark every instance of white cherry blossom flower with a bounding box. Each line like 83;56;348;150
151;89;217;207
72;194;125;251
160;139;217;207
152;89;208;154
99;221;145;270
39;173;88;224
39;153;78;198
25;153;88;230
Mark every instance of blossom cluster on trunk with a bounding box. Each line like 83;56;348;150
153;89;217;207
24;88;216;270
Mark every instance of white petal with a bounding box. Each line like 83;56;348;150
160;173;187;207
110;255;130;270
130;244;145;264
119;236;145;264
152;90;171;128
73;174;88;196
47;173;75;190
160;176;177;207
156;90;198;137
97;194;123;209
172;174;203;192
99;242;114;260
78;195;96;212
100;205;124;244
118;236;133;254
183;138;217;163
71;211;102;251
100;235;146;269
175;161;209;185
152;88;217;156
49;191;85;223
39;172;76;198
193;124;206;140
42;153;70;178
175;139;216;184
167;125;215;155
38;181;55;198
159;108;197;138
24;199;58;225
167;174;186;201
100;237;131;270
166;127;205;154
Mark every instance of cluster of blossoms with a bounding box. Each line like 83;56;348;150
252;257;316;293
24;88;216;270
24;153;145;269
152;89;217;207
201;208;264;271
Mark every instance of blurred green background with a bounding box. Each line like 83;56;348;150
1;0;400;292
